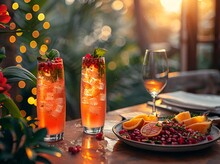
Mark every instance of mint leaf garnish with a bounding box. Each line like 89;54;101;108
93;48;107;58
37;49;60;61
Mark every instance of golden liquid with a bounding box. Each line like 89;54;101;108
144;79;166;96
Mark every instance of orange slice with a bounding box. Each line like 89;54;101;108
133;114;158;124
174;111;191;123
140;122;162;138
183;115;207;126
186;121;212;134
122;118;144;130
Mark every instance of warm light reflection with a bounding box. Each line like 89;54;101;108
31;87;37;95
28;97;35;105
43;22;50;29
16;55;22;63
10;22;16;30
160;0;182;13
20;110;26;117
12;2;19;10
24;0;31;3
9;35;16;43
30;40;37;48
18;81;26;88
40;44;48;52
112;0;124;11
20;45;27;53
65;0;75;5
16;29;23;36
16;94;23;102
38;13;45;21
44;37;51;44
108;61;117;70
26;13;33;20
32;30;40;38
32;4;40;12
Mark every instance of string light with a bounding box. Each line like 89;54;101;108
32;30;40;38
9;35;16;43
18;81;26;88
16;55;23;63
25;13;33;20
27;97;35;105
20;45;27;53
32;4;40;12
38;13;45;21
12;2;19;10
16;94;23;102
24;0;31;3
30;40;37;48
43;22;50;29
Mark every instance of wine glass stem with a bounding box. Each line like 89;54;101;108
152;97;157;116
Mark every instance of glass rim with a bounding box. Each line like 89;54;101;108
145;49;166;53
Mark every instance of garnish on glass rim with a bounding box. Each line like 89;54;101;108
37;49;60;62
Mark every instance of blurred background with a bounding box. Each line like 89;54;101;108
0;0;219;120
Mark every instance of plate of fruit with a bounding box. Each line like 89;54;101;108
112;111;220;152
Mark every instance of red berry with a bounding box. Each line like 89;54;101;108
207;135;213;141
68;145;81;155
96;132;104;140
85;53;91;59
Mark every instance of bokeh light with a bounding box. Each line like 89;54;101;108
12;2;19;10
160;0;182;13
43;22;50;29
18;81;26;88
38;13;45;21
27;97;35;105
40;44;48;53
112;0;124;11
30;40;37;48
32;30;40;38
16;94;23;102
24;0;31;3
108;61;117;70
9;35;16;43
31;87;37;95
10;22;16;30
16;55;22;63
20;45;27;53
44;37;51;44
25;13;33;20
65;0;75;5
16;29;23;36
20;110;26;117
32;4;40;12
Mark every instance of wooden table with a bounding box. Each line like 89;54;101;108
48;104;220;164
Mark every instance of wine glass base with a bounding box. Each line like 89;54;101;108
44;132;64;142
83;126;103;134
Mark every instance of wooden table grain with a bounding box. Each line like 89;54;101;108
47;104;220;164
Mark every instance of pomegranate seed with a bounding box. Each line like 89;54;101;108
96;132;104;140
207;135;213;141
68;145;81;155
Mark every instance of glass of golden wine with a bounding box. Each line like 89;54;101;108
142;49;169;116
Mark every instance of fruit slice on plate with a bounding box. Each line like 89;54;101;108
186;121;212;134
183;115;207;126
174;111;191;123
140;122;162;138
122;118;144;130
133;114;158;124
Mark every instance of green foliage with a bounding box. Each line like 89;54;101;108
2;66;37;85
0;116;62;164
93;48;107;58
